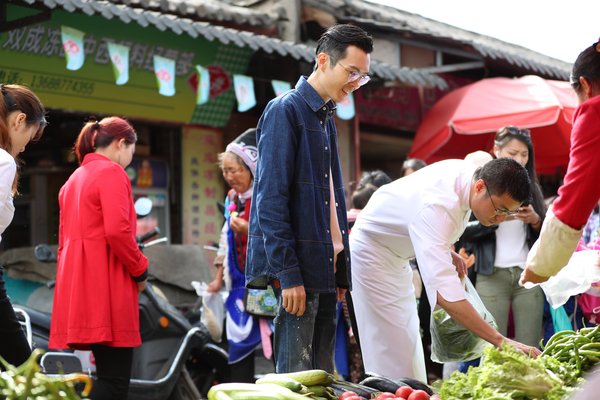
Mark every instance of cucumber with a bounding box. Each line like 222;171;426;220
227;391;286;400
278;369;334;386
256;374;303;392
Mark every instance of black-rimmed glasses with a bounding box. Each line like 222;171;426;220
337;62;371;87
483;181;520;217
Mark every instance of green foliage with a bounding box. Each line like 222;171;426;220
436;345;577;400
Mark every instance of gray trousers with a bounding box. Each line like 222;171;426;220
476;266;544;347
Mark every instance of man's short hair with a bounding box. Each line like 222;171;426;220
474;158;531;203
315;24;373;66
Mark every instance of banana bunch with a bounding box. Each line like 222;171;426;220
208;370;337;400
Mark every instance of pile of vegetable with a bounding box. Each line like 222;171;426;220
207;369;436;400
435;325;600;400
1;349;91;399
540;325;600;386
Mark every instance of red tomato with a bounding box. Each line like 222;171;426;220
339;391;358;400
344;397;361;400
407;389;430;400
394;398;407;400
395;386;414;398
376;392;397;400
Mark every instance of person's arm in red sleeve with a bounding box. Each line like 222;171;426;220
99;165;149;280
522;100;600;283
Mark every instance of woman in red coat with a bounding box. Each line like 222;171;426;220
50;117;148;400
521;40;600;284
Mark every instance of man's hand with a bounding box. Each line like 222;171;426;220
451;250;468;279
282;285;306;316
503;337;542;358
137;280;147;293
519;267;549;286
458;247;476;269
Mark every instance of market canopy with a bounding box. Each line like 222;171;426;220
409;75;578;174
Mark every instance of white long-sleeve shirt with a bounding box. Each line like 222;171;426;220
354;159;476;307
0;149;16;243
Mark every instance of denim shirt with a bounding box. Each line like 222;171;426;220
246;76;351;293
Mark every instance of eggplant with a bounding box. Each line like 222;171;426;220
330;380;379;399
359;376;408;393
364;372;433;396
395;377;433;395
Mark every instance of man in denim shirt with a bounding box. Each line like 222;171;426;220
246;24;373;373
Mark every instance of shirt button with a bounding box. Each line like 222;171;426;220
320;121;323;125
323;107;326;111
329;258;333;262
342;230;345;234
325;146;328;150
325;173;328;178
326;229;330;234
325;200;328;205
335;202;339;207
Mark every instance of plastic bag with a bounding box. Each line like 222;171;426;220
191;281;225;342
549;305;572;332
430;278;497;363
525;250;600;309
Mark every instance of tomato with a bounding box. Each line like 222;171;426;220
395;386;414;398
407;389;430;400
344;397;361;400
376;392;397;400
394;398;407;400
339;391;359;400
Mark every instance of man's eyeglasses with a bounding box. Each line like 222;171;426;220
337;62;371;87
483;181;520;217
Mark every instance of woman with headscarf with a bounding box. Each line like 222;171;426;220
207;128;272;382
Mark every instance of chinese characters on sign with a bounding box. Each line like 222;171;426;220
181;127;223;246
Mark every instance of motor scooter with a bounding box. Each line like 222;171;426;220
12;198;230;399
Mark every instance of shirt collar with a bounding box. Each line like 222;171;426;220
460;161;477;213
295;76;337;114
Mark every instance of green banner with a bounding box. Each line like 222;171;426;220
0;5;250;124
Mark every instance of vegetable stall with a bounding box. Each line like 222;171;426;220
208;326;600;400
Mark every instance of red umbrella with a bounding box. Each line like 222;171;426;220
409;75;578;174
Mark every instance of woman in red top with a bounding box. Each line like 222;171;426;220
522;40;600;284
50;117;148;400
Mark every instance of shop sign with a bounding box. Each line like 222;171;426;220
0;5;230;123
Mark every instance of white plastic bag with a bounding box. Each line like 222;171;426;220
525;250;600;308
430;278;497;363
191;281;225;342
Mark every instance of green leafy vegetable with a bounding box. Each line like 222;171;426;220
435;345;577;400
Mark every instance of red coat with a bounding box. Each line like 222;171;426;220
553;95;600;229
49;153;148;349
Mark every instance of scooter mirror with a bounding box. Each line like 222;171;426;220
134;197;153;217
34;244;56;262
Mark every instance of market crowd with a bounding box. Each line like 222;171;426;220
0;23;599;400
